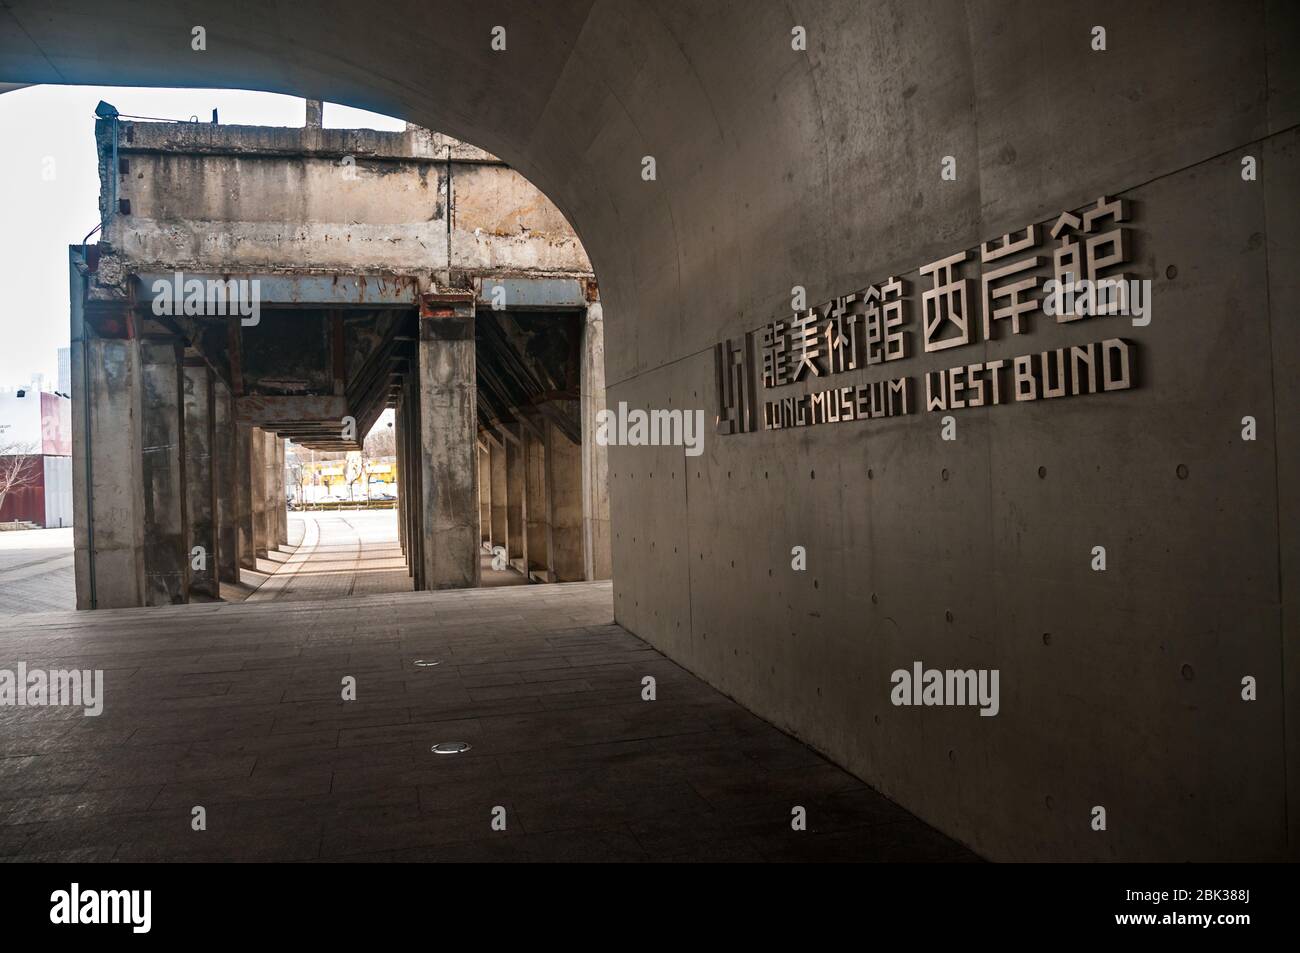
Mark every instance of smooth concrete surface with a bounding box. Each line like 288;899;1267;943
5;0;1297;861
0;581;974;862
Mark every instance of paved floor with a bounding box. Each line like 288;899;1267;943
0;581;977;862
0;527;75;616
249;511;412;603
249;511;529;602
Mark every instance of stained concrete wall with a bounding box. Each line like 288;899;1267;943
102;121;591;280
12;0;1297;861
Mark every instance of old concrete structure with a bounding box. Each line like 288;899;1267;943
4;0;1298;863
66;107;612;607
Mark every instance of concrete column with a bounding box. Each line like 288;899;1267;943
580;300;612;580
416;293;480;588
183;362;219;598
505;427;527;572
213;378;239;585
247;426;267;559
478;443;491;547
275;437;288;547
547;420;585;582
236;422;257;570
71;289;147;609
489;439;508;551
402;374;423;584
396;397;406;557
524;425;553;581
257;429;277;556
140;339;190;605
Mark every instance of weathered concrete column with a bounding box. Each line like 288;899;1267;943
396;399;407;557
256;429;277;556
401;375;423;583
274;437;288;547
504;426;528;573
236;422;257;570
489;437;508;552
247;426;268;560
416;292;480;588
524;425;553;581
182;362;219;598
213;378;240;585
478;443;491;548
140;339;190;605
71;286;147;609
580;299;612;580
547;419;585;582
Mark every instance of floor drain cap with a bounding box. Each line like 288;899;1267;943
413;659;440;667
431;742;471;755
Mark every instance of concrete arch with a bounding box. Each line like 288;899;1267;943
3;1;1298;861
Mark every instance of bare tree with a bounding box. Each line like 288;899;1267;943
364;424;396;459
0;441;40;516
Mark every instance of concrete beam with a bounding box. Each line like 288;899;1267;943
236;394;348;425
134;273;421;309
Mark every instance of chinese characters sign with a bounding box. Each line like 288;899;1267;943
715;196;1139;435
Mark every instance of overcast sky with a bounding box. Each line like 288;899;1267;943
0;86;405;389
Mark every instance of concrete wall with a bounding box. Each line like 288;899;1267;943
10;0;1296;861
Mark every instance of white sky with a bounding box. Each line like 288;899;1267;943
0;86;406;389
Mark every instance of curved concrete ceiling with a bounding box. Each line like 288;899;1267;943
4;0;1300;861
1;1;1291;390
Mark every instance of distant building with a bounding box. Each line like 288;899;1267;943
58;348;71;395
0;388;72;527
